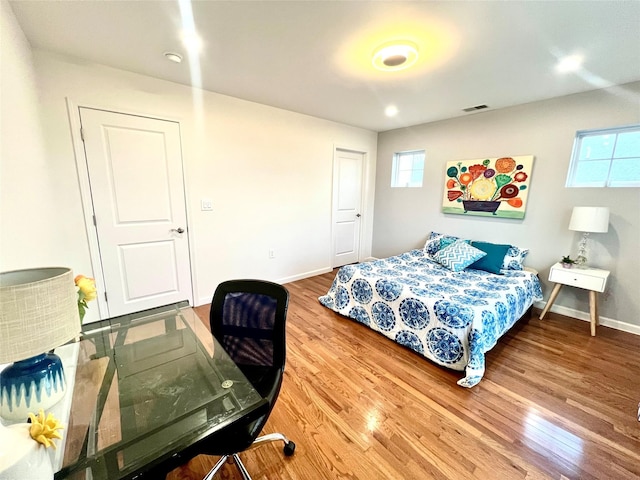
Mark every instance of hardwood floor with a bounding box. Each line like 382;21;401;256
168;271;640;480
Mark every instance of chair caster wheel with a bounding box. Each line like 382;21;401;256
283;441;296;456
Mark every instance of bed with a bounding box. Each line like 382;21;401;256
318;233;543;387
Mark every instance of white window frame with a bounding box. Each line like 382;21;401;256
391;150;425;188
566;124;640;188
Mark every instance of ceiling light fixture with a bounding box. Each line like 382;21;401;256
385;105;399;117
372;42;419;71
555;54;583;73
164;52;183;63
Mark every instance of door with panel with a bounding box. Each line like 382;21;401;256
79;107;192;317
332;149;364;268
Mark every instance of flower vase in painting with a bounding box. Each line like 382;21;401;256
442;155;534;219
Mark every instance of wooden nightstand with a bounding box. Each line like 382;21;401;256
539;262;610;336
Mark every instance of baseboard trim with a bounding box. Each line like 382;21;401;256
277;267;333;285
194;267;334;307
534;301;640;336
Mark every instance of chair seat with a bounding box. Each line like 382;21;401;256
240;365;283;402
203;418;265;455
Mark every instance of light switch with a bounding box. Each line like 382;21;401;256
201;199;213;211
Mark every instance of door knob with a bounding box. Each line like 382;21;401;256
171;227;185;234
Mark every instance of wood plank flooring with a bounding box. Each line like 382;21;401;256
167;271;640;480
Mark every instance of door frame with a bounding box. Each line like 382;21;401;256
66;98;195;319
331;146;368;268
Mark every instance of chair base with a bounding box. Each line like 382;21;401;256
203;432;295;480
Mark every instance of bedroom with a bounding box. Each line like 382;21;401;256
1;1;639;478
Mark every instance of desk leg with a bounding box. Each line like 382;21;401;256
589;290;598;336
539;283;563;320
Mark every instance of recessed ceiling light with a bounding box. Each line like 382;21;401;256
385;105;399;117
164;52;183;63
372;42;419;71
556;54;583;73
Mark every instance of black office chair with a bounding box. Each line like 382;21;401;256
202;279;295;480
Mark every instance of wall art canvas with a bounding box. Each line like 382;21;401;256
442;155;534;219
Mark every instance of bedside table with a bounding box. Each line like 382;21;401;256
539;262;610;336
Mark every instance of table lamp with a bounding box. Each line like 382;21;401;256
568;206;610;267
0;267;81;421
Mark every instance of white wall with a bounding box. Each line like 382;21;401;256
2;29;377;315
374;83;640;332
0;0;61;269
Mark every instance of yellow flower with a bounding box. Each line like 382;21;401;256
75;274;97;321
75;275;97;302
469;178;495;200
28;410;64;449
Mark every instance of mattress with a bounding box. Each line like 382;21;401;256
319;249;543;387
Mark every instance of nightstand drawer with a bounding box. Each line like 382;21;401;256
549;267;607;292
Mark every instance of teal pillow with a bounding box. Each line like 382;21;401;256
434;240;487;272
439;237;458;249
469;241;511;274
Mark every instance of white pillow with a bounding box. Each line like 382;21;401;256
501;245;529;271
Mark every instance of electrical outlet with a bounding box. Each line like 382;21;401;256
269;249;275;259
201;199;213;211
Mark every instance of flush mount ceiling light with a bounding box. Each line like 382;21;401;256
555;54;584;73
372;42;419;71
164;52;183;63
385;105;399;117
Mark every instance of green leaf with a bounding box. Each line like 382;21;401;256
494;174;512;188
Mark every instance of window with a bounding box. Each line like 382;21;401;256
566;124;640;187
391;150;425;187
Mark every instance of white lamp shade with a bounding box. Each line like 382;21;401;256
568;207;610;233
0;267;81;364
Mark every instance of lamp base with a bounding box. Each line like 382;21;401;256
575;232;590;267
0;353;66;422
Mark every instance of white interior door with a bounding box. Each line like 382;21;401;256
332;149;364;267
79;107;192;317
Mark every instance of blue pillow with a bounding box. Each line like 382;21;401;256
469;241;511;274
501;246;529;270
423;231;462;256
434;240;487;272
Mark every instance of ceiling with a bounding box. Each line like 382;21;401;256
9;1;640;132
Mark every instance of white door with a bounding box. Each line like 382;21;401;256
332;149;364;267
79;107;192;317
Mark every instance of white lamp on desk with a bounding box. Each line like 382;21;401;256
0;267;81;422
568;206;609;267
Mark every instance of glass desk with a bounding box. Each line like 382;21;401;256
53;301;267;480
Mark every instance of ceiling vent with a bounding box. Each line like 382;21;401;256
462;104;489;113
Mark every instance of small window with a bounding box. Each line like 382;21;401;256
566;124;640;187
391;150;425;188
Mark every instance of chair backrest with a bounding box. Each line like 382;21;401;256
210;280;289;376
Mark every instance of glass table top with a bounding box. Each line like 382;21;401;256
54;301;266;480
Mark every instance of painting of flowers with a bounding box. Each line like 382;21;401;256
442;155;534;219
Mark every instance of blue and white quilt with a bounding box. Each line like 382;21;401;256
318;249;543;387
